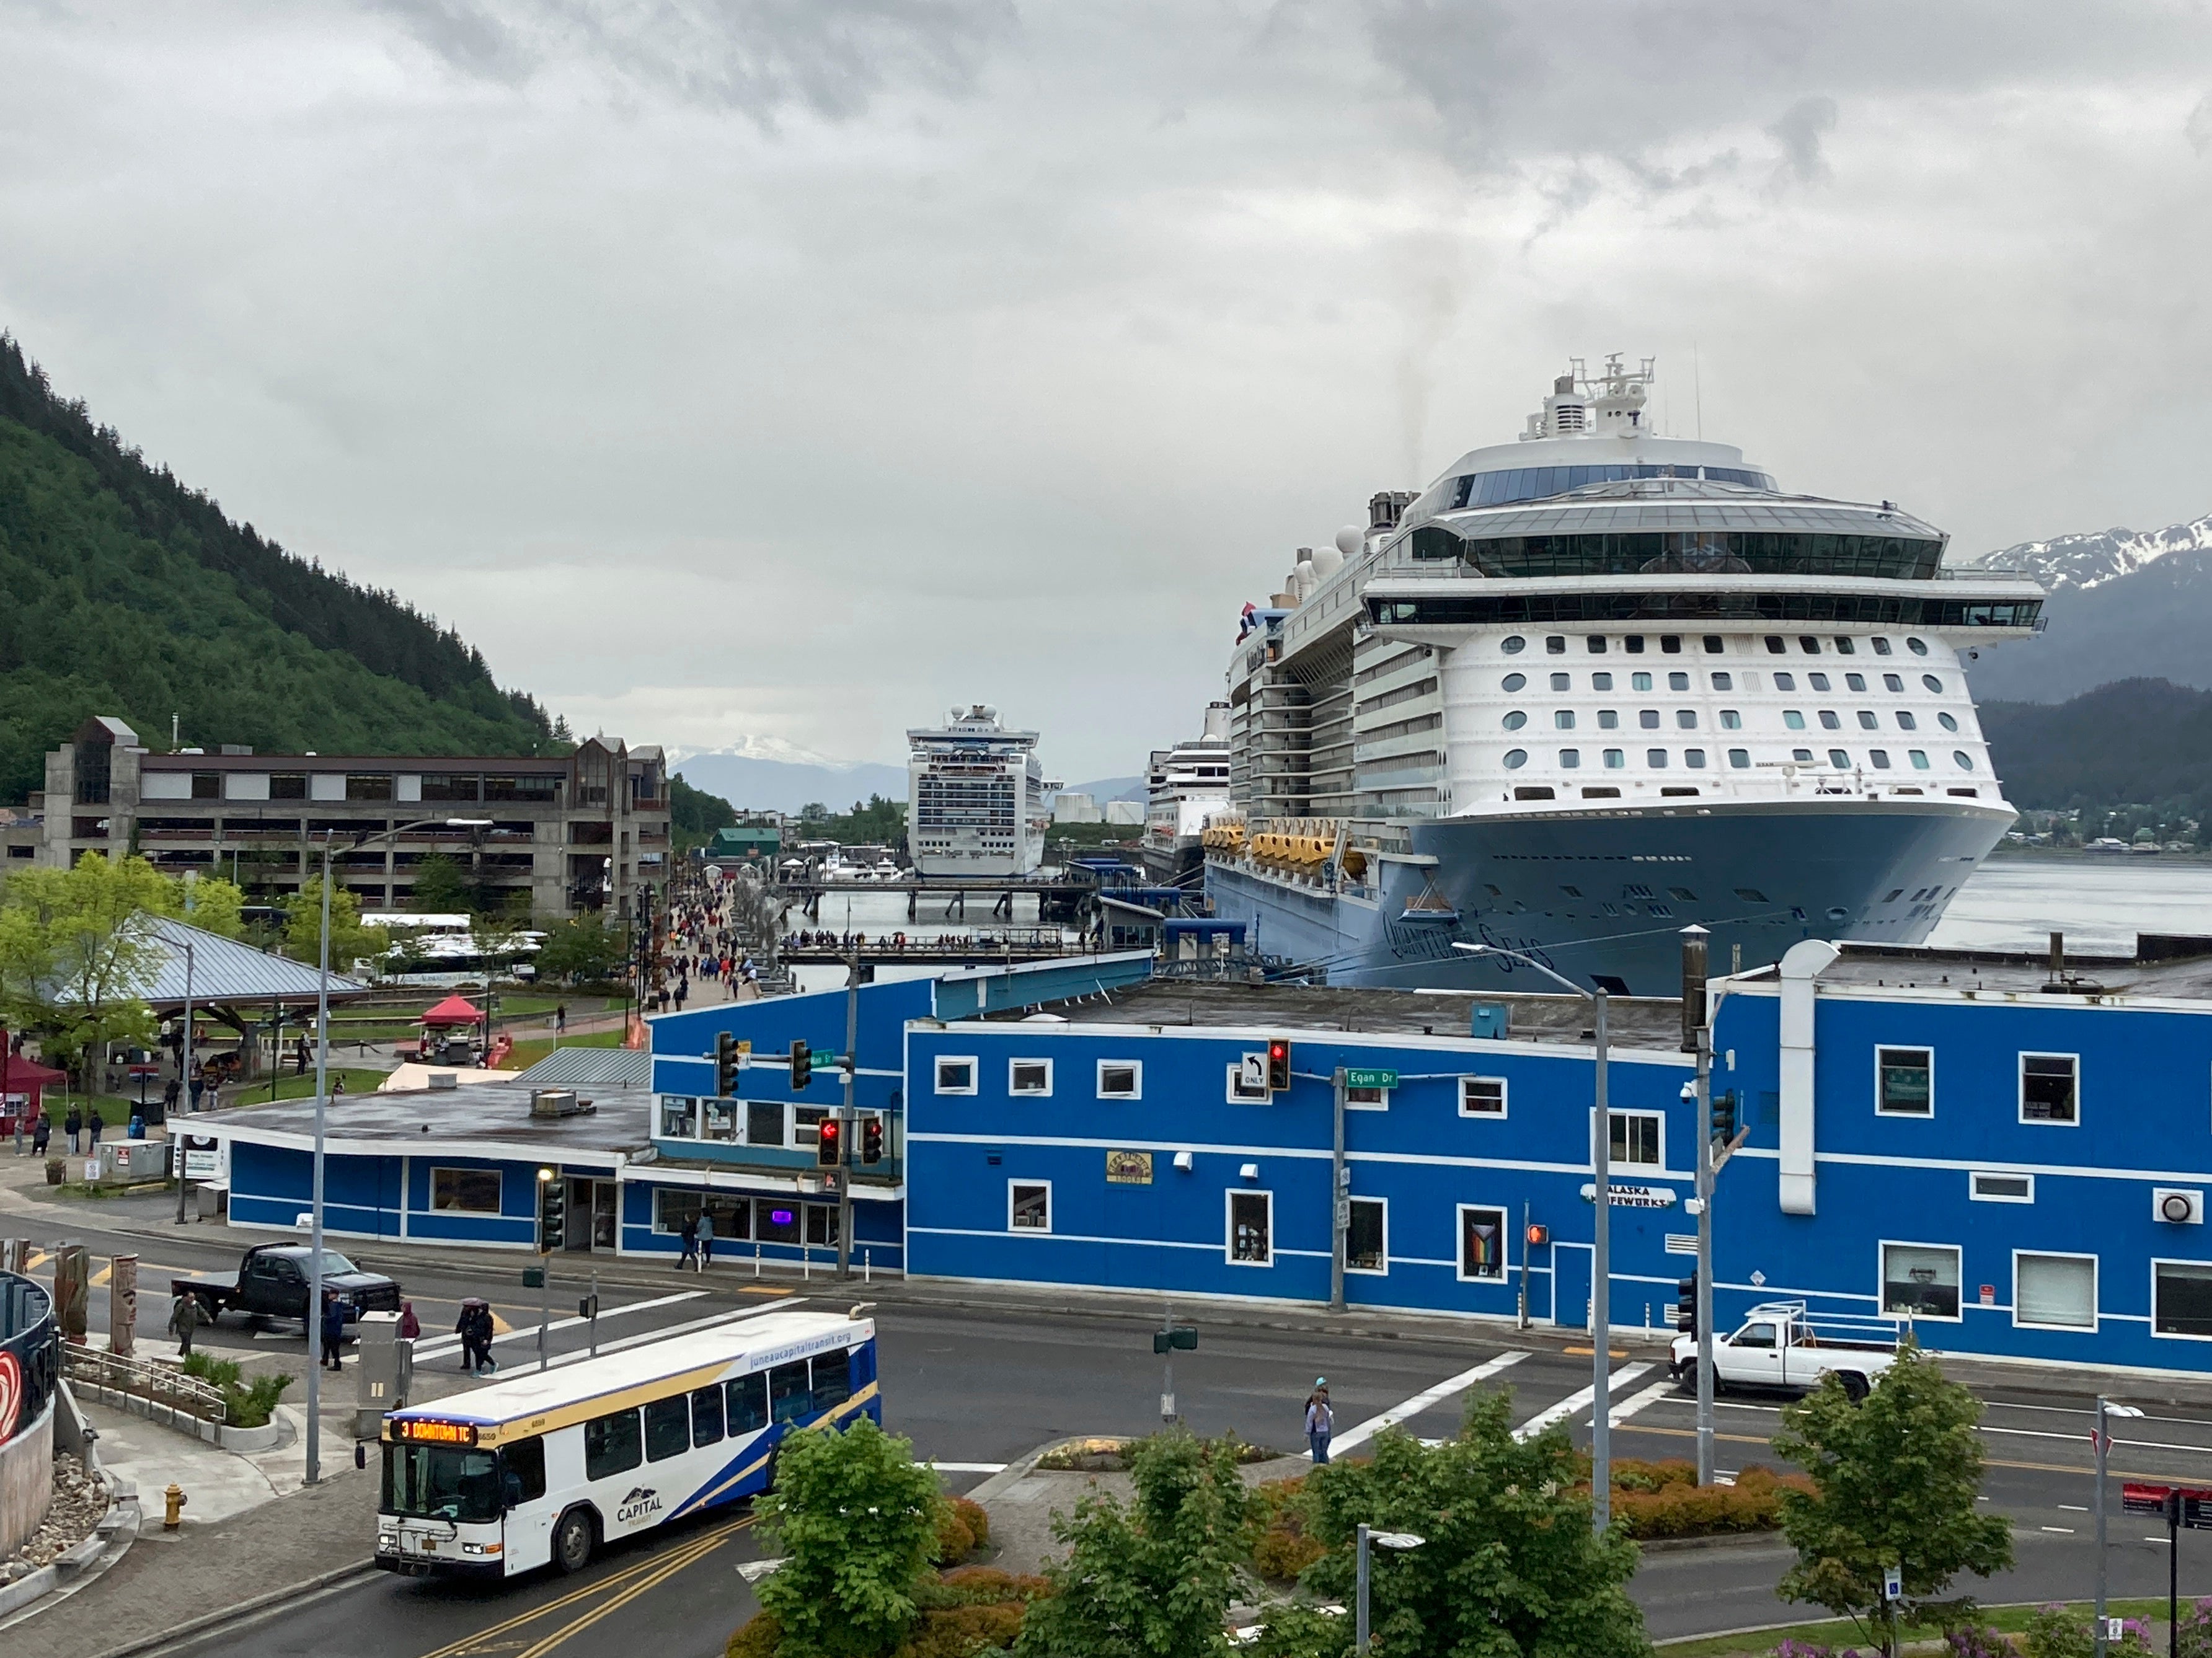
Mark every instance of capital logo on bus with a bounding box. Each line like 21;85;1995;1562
616;1486;663;1524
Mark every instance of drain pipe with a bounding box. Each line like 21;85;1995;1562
1777;938;1840;1216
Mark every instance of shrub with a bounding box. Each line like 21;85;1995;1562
893;1602;1025;1657
934;1506;975;1565
182;1352;243;1390
1613;1465;1811;1540
227;1373;293;1429
728;1615;782;1658
1611;1457;1697;1494
1245;1475;1327;1582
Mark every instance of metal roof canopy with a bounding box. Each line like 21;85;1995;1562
137;917;372;1012
511;1047;652;1089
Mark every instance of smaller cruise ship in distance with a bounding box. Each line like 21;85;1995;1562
907;705;1060;879
1139;702;1234;888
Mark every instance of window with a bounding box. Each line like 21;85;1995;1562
746;1101;784;1145
756;1201;802;1245
1793;749;1815;763
1546;635;1566;654
691;1384;725;1447
1228;1191;1273;1265
2155;1261;2212;1338
1661;635;1683;653
1098;1061;1142;1099
1591;671;1614;690
585;1408;643;1479
1871;636;1893;655
1896;711;1918;730
1922;674;1944;692
1828;749;1850;769
1870;750;1891;769
936;1057;977;1095
1728;749;1751;768
346;773;394;801
1970;1171;2033;1203
658;1096;698;1138
1459;1205;1507;1281
503;1436;547;1503
1550;672;1571;690
1818;710;1841;730
1774;671;1797;691
1345;1081;1389;1109
725;1372;769;1434
1632;672;1653;691
770;1360;812;1423
1668;672;1689;690
1939;712;1960;732
1502;672;1527;691
1856;711;1878;730
1909;749;1930;769
421;772;480;803
2021;1054;2077;1123
1624;635;1646;653
1703;635;1724;653
1876;1047;1932;1115
270;773;307;800
1646;749;1668;769
2016;1253;2097;1329
1502;710;1527;730
1719;710;1742;729
1554;710;1575;729
1559;749;1580;768
1637;709;1660;730
704;1099;740;1142
1459;1076;1506;1117
1833;636;1856;655
805;1204;841;1248
1765;636;1787;654
1503;749;1528;769
1846;672;1866;692
1952;750;1975;771
1809;672;1832;692
812;1351;852;1410
1609;1111;1661;1166
1799;636;1820;654
1347;1198;1387;1272
1597;710;1619;729
1735;886;1768;901
1907;637;1928;655
1676;710;1697;728
431;1167;502;1214
1588;637;1609;654
1682;749;1705;768
1732;1320;1779;1349
1603;749;1624;768
1009;1059;1052;1096
190;772;220;800
1009;1182;1051;1232
1784;710;1807;730
644;1395;691;1461
1502;635;1526;655
1882;1241;1961;1320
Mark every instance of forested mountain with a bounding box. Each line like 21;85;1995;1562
0;335;560;800
1981;679;2212;821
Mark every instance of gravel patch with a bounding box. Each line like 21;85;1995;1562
1;1455;108;1582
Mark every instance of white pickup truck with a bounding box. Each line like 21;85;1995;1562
1670;1300;1903;1400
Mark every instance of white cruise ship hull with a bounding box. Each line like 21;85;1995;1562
1205;797;2011;996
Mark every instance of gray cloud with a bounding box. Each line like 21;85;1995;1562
1766;94;1838;190
2190;92;2212;156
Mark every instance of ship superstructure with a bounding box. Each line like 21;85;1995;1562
1138;701;1234;886
907;705;1058;878
1205;356;2046;994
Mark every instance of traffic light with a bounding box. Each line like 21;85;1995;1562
1525;1222;1550;1248
1710;1088;1738;1145
537;1167;566;1253
1676;1272;1698;1339
790;1039;812;1090
1266;1037;1291;1093
715;1031;739;1097
817;1115;843;1168
861;1114;885;1165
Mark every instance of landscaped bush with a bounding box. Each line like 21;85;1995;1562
728;1568;1048;1658
1246;1476;1327;1582
1612;1463;1810;1540
1609;1457;1698;1494
180;1352;291;1428
931;1496;991;1564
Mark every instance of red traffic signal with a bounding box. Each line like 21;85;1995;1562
816;1116;843;1168
861;1115;885;1165
1266;1038;1291;1093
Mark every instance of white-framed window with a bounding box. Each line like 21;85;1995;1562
1970;1171;2034;1204
1227;1189;1273;1266
1098;1060;1142;1100
2014;1251;2097;1331
1009;1181;1051;1233
1459;1076;1506;1117
657;1095;698;1139
1875;1047;1933;1116
1880;1240;1962;1321
1009;1059;1053;1096
1458;1204;1509;1282
2020;1053;2078;1124
1347;1196;1387;1273
1608;1110;1663;1167
1345;1081;1390;1111
431;1166;502;1214
702;1098;739;1142
2153;1259;2212;1339
1227;1057;1270;1103
935;1056;978;1096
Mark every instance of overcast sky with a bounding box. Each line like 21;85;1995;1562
3;2;2209;781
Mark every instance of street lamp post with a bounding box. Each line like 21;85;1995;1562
1454;940;1613;1532
172;939;195;1225
1355;1525;1425;1656
2095;1396;2144;1658
304;815;491;1485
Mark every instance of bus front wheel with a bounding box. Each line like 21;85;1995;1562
553;1508;596;1575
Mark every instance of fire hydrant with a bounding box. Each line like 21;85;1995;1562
163;1484;187;1531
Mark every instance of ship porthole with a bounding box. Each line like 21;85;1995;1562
1503;749;1528;770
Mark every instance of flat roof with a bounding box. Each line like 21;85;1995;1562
139;754;574;772
195;1078;651;1163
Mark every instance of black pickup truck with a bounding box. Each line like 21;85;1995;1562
173;1244;401;1331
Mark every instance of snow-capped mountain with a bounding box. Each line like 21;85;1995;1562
1959;513;2212;593
665;734;857;771
670;737;908;814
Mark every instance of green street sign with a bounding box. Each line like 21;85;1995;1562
1344;1068;1399;1090
521;1266;546;1289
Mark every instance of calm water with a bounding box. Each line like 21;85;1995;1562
1930;855;2212;954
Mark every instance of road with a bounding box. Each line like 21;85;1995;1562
9;1206;2212;1654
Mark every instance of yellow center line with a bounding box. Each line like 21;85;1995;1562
509;1531;742;1658
413;1514;752;1658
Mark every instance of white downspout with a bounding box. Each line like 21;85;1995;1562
1777;939;1840;1216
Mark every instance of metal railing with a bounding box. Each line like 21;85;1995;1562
63;1344;228;1426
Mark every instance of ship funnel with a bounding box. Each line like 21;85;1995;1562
1202;701;1229;741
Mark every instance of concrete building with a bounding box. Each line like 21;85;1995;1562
39;717;669;920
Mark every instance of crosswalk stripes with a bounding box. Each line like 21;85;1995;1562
414;1289;707;1359
1512;1362;1653;1441
1332;1352;1528;1457
1605;1374;1679;1429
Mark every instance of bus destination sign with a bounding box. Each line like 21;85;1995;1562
393;1419;479;1446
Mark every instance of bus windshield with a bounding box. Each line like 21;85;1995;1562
382;1444;503;1524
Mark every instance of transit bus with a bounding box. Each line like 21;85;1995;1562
374;1308;878;1578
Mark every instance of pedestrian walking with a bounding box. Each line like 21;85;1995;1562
1304;1379;1334;1465
31;1113;50;1157
320;1292;348;1371
397;1300;422;1341
87;1109;104;1149
554;1003;567;1035
63;1105;82;1154
696;1207;715;1271
163;1077;182;1116
169;1289;202;1357
678;1211;699;1269
456;1298;495;1375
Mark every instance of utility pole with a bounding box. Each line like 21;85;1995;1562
1329;1068;1347;1313
1591;984;1611;1533
304;837;332;1486
1693;1027;1715;1485
836;940;858;1279
172;940;195;1225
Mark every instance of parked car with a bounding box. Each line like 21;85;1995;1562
1670;1300;1900;1400
172;1243;400;1331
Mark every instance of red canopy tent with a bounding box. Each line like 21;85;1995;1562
0;1052;68;1137
420;995;484;1026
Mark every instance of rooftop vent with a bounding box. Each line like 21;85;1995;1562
531;1088;596;1119
427;1072;458;1091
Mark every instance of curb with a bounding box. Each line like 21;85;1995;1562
0;1475;143;1631
1635;1528;1792;1555
965;1437;1088;1508
87;1561;380;1658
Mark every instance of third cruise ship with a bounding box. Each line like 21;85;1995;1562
1201;357;2046;995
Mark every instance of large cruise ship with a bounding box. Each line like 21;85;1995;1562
1202;358;2046;995
1138;701;1233;888
907;705;1059;878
